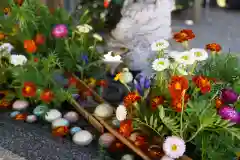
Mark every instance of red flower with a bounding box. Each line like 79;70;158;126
123;92;141;108
168;76;189;99
173;29;195;43
24;40;37;54
192;75;211;94
171;93;190;112
40;89;54;103
52;126;69;137
119;119;133;137
35;33;45;45
215;97;223;109
68;76;77;86
22;82;37;97
151;96;164;110
205;43;222;53
34;58;39;62
97;80;108;87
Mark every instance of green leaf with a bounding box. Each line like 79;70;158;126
149;115;154;126
158;106;165;119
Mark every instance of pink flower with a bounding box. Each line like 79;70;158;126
52;24;68;38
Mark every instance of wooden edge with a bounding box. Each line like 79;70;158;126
71;99;104;133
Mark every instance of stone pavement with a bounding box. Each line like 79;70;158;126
0;147;26;160
172;8;240;53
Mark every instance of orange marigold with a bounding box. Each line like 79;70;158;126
123;92;141;108
151;96;164;111
0;32;6;40
119;119;133;137
168;76;189;99
192;75;211;94
173;29;195;43
215;97;223;109
205;43;222;53
24;40;37;53
171;93;190;112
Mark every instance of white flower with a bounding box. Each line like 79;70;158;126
161;155;174;160
83;24;93;30
76;24;92;33
190;48;208;61
174;51;195;65
151;39;169;51
163;136;186;159
116;104;127;121
103;51;122;63
152;58;170;71
168;51;181;59
93;33;103;41
10;55;27;66
0;43;14;53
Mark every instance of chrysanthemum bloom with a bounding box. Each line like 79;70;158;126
52;24;68;38
40;89;54;103
163;136;186;159
174;51;195;65
190;48;208;61
205;43;222;53
123;92;141;108
152;58;170;71
171;93;190;112
192;75;211;94
151;39;169;51
22;82;37;97
24;40;37;53
168;76;189;99
173;29;195;43
151;96;164;110
119;119;133;137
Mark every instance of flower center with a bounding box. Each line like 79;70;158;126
171;144;178;151
194;52;202;57
158;61;164;65
156;42;164;47
181;55;189;60
174;82;182;90
25;86;32;93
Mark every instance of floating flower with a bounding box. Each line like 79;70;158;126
220;88;239;104
22;82;37;97
10;54;27;66
134;74;151;96
173;29;195;43
76;24;92;33
52;126;69;137
218;105;240;123
161;155;174;160
52;24;68;38
93;33;103;41
151;96;164;110
0;43;14;53
24;40;37;53
205;43;222;53
192;75;211;94
190;48;208;61
215;97;223;109
123;92;141;108
163;136;186;159
35;33;45;45
116;104;127;121
40;89;54;103
168;76;189;99
119;119;133;137
151;39;169;51
174;51;195;65
152;58;170;71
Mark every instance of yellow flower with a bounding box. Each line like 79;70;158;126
114;73;121;81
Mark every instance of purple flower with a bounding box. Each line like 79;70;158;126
81;55;89;64
134;74;151;96
218;105;240;123
52;24;68;38
221;88;239;104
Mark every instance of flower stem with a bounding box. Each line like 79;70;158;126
190;61;197;75
186;126;203;142
180;90;186;138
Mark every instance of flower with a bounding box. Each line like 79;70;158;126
220;88;239;104
163;136;186;159
168;76;189;99
97;80;108;88
103;51;122;63
0;32;5;40
192;75;211;94
117;68;133;84
123;92;141;108
104;0;110;8
161;155;174;160
116;105;127;121
0;43;14;53
40;89;54;103
215;97;223;109
3;7;11;16
93;33;103;41
190;48;208;61
10;54;27;66
174;51;195;65
76;24;92;33
218;105;240;123
22;82;37;97
171;93;190;112
52;24;68;38
68;76;78;86
205;43;222;53
152;58;170;71
52;126;69;137
168;51;181;59
34;57;38;62
81;55;89;64
151;39;169;51
35;33;45;45
151;96;164;110
24;40;37;53
134;74;151;96
173;29;195;43
14;0;24;6
119;119;133;137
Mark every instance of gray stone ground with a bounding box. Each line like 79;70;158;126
1;8;240;160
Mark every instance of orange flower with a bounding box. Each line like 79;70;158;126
14;0;24;6
171;93;190;112
173;29;195;43
24;40;37;53
151;96;164;111
35;33;45;45
68;76;77;86
0;33;6;40
52;126;69;137
215;97;223;109
3;7;11;15
40;89;54;103
206;43;222;53
168;76;189;99
119;119;133;137
192;75;211;94
22;82;37;97
123;92;141;108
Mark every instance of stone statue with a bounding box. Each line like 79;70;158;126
107;0;175;76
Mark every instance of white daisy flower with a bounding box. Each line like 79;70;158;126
174;51;195;65
161;155;174;160
163;136;186;159
151;39;169;51
0;43;14;53
152;58;170;71
10;54;27;66
93;33;103;41
76;25;90;33
190;48;208;61
116;104;127;121
168;51;182;59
